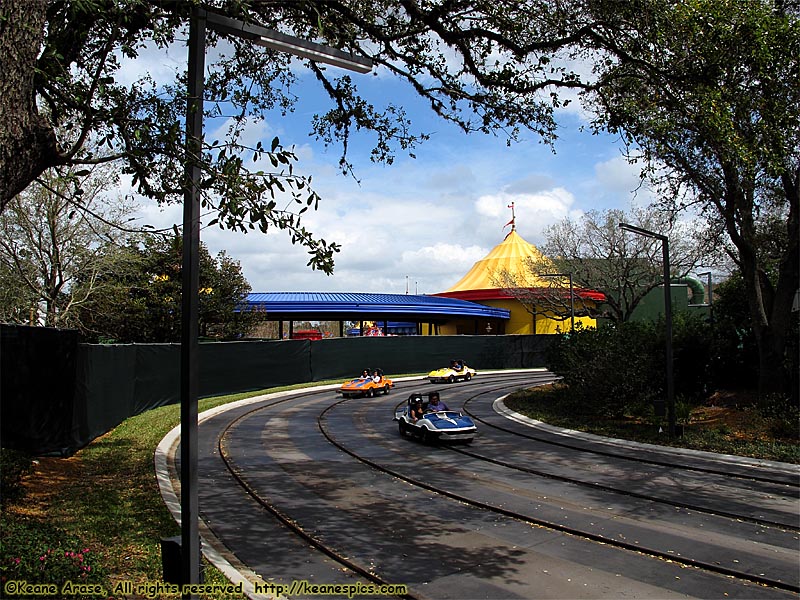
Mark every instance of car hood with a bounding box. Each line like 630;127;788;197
426;412;475;429
428;368;454;377
341;379;371;390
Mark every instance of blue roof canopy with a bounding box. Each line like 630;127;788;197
241;292;509;322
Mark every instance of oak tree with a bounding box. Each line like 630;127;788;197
74;233;258;342
578;0;799;398
0;163;135;328
0;0;590;272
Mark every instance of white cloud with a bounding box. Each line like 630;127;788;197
474;187;578;244
594;155;641;194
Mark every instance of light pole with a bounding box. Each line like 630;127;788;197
181;7;371;591
619;222;675;438
541;272;574;332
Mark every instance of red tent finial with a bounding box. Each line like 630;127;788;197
504;202;516;232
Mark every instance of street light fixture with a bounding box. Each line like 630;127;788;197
618;222;675;438
204;11;373;73
181;7;372;590
540;272;575;332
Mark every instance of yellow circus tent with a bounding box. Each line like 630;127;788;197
434;228;604;335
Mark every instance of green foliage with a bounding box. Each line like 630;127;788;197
0;163;131;329
73;233;260;343
581;0;799;399
758;394;800;441
708;272;760;387
0;449;33;503
0;517;108;591
711;269;799;400
547;321;662;418
670;312;714;400
3;0;602;273
547;313;718;418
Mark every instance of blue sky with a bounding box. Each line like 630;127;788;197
125;41;650;296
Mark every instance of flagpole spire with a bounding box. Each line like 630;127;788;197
504;202;516;232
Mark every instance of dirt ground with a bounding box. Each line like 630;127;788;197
691;390;776;440
7;454;84;519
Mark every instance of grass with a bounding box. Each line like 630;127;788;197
505;384;800;464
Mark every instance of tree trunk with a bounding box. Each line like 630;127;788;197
741;239;799;403
753;326;787;398
0;0;58;207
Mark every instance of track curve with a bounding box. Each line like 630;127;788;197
166;370;800;599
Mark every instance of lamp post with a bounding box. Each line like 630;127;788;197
181;7;371;591
541;272;574;332
618;222;675;438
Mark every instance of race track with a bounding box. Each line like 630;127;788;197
158;370;800;600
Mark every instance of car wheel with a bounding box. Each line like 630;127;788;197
422;428;434;444
448;375;455;384
465;372;472;381
383;385;390;394
366;388;374;398
399;421;407;436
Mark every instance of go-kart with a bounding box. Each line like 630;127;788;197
394;392;476;443
428;359;477;384
338;368;393;398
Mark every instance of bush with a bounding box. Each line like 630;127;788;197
670;312;714;401
547;314;715;418
547;321;662;418
759;394;800;440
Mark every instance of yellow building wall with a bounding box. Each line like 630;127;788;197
426;298;597;335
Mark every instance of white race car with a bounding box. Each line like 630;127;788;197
394;392;477;444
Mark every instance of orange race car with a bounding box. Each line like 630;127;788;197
338;368;394;398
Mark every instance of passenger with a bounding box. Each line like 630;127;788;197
410;398;425;422
427;392;449;413
372;370;382;383
360;369;370;379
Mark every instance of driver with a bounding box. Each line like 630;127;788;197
427;392;449;413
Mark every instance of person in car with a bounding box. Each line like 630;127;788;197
427;392;449;412
410;398;425;422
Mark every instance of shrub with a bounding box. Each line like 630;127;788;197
547;314;715;418
759;394;800;440
547;321;662;418
670;312;714;401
